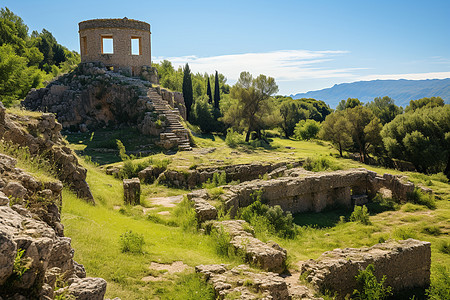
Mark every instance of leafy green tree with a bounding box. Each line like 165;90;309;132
366;96;402;124
405;96;444;112
206;77;212;104
279;101;309;137
381;105;450;175
296;98;332;122
345;106;382;162
182;63;194;121
336;98;363;111
294;119;320;141
190;96;216;133
213;70;220;110
223;72;279;142
319;111;353;157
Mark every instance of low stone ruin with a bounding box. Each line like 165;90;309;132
156;161;302;189
207;220;287;273
300;239;431;299
0;103;93;202
189;167;418;218
189;192;217;223
123;178;141;205
0;153;106;300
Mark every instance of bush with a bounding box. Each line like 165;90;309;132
211;226;233;257
119;230;145;254
407;188;436;209
239;193;297;239
203;172;227;188
294;119;321;140
393;226;417;240
173;197;198;232
438;240;450;254
303;156;341;172
349;205;371;225
421;225;441;236
225;128;245;148
426;265;450;300
353;264;392;300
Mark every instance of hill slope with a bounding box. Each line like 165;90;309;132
291;78;450;108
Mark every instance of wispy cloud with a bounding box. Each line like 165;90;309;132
153;50;362;83
360;71;450;81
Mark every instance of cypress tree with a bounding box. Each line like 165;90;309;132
213;70;220;110
182;63;194;121
206;77;212;104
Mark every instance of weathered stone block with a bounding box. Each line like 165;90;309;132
123;178;141;205
300;239;431;299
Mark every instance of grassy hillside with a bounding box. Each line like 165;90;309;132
2;128;448;299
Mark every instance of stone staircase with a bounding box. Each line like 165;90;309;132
147;87;192;151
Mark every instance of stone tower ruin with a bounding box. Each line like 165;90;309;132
79;18;151;76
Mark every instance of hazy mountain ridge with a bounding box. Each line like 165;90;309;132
291;78;450;108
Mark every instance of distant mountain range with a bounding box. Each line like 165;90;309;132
290;78;450;108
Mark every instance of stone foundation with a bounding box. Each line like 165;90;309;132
300;239;431;299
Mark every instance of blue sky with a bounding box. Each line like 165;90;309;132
3;0;450;95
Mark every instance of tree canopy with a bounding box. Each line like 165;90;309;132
381;105;450;174
366;96;402;125
222;72;279;142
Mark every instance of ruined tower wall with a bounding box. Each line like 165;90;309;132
79;18;151;75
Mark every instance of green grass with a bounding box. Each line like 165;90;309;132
3;130;449;299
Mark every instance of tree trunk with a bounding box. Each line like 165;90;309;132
245;129;251;142
445;153;450;180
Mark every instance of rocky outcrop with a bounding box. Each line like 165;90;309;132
190;168;419;217
22;62;192;151
300;239;431;299
157;161;302;189
208;220;287;273
137;165;166;183
0;161;107;299
123;178;140;205
0;154;64;235
0;103;93;202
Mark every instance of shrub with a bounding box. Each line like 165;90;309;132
349;205;371;225
294;119;321;140
426;265;450;300
13;249;31;279
211;226;233;257
239;196;298;239
116;139;129;161
203;172;227;189
225;128;244;148
353;264;392;300
173;197;198;232
438;240;450;254
303;156;341;172
407;188;436;209
421;225;441;236
393;226;417;240
119;230;145;254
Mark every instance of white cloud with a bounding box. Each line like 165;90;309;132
360;72;450;81
153;50;362;84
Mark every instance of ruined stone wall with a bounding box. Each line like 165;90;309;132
300;239;431;299
79;18;151;76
